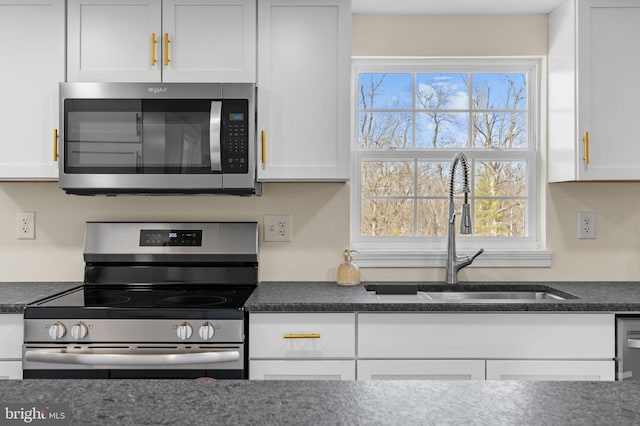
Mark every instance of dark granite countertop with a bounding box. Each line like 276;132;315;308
0;282;81;313
0;379;638;425
245;281;640;312
5;281;640;314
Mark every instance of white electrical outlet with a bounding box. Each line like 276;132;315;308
578;211;596;239
264;214;292;242
17;211;35;240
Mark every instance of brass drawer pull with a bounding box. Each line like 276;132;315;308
53;128;58;162
151;32;157;66
583;131;590;165
261;130;266;164
164;32;170;66
283;333;320;339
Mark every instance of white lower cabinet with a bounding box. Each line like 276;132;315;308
357;313;615;382
0;362;23;380
248;313;355;380
0;314;24;379
248;312;615;382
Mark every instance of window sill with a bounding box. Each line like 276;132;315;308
355;249;552;268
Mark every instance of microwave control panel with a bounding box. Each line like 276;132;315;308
222;99;249;174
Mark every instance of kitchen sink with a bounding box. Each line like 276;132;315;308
422;291;566;300
364;283;578;302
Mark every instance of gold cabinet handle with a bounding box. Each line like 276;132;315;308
53;128;58;162
283;333;320;339
151;32;157;66
583;131;590;165
164;32;170;66
261;130;266;164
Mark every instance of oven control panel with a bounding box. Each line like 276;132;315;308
139;229;203;246
24;319;243;343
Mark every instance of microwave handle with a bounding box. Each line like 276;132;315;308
210;101;222;172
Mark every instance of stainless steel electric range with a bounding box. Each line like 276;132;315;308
23;221;258;379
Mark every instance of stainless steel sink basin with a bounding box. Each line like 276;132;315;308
364;283;578;302
421;291;566;300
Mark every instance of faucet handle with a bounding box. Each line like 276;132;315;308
471;248;484;262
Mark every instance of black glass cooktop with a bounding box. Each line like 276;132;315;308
24;284;256;320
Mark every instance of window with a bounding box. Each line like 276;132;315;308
351;58;549;267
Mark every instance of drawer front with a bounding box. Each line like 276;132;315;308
357;359;485;381
358;313;614;359
249;360;355;380
486;360;615;381
0;361;22;380
0;315;23;359
249;313;355;359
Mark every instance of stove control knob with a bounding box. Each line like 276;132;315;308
71;322;89;340
198;322;215;340
48;322;66;340
177;322;193;340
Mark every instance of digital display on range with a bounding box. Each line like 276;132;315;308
139;230;203;246
229;113;244;121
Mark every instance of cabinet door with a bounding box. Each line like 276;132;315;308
0;0;64;180
357;360;485;381
358;313;614;359
0;314;24;360
0;362;22;380
67;0;162;82
249;313;355;359
577;0;640;179
250;360;355;380
486;360;615;381
549;0;640;181
162;0;256;82
257;0;351;181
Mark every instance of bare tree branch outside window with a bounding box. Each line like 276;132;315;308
358;71;528;238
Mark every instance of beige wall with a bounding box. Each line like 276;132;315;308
1;14;638;283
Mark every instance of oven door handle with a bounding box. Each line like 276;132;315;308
24;350;240;366
628;338;640;349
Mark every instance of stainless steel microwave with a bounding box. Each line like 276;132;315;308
58;82;260;195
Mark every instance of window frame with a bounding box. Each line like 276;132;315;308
350;57;551;268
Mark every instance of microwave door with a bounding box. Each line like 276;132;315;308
210;101;222;172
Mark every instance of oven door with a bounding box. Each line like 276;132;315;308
22;344;245;379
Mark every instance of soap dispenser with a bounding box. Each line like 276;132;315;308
336;249;360;286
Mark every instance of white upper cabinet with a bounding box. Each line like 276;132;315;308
0;0;64;180
256;0;351;181
162;0;256;82
67;0;256;83
548;0;640;181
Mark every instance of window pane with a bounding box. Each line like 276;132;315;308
416;73;468;109
417;199;451;236
416;112;468;148
361;199;414;236
359;112;413;149
362;161;415;196
358;73;413;110
475;199;526;237
475;161;526;197
472;112;526;149
472;73;526;110
417;161;450;196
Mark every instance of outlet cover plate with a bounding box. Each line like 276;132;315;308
264;214;292;242
578;211;596;239
17;211;35;240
